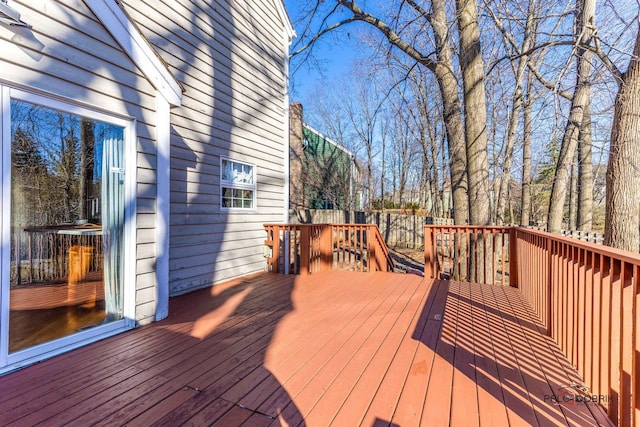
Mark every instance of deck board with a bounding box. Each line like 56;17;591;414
0;271;612;426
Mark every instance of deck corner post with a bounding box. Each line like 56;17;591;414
300;225;310;276
509;227;518;288
424;226;433;280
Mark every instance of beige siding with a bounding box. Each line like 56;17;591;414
1;0;163;324
121;0;289;294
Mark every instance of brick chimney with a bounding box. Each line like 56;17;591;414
289;103;306;209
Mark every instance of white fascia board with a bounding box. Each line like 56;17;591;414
274;0;296;43
88;0;182;106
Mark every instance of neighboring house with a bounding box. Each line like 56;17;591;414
289;103;361;211
0;1;293;373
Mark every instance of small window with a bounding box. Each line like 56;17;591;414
221;157;256;210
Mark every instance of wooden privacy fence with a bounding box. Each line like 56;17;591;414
264;224;394;275
424;225;640;427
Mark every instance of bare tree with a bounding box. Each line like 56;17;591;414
576;103;593;230
604;17;640;252
546;0;596;233
521;71;534;225
456;0;492;225
486;0;537;225
291;0;476;224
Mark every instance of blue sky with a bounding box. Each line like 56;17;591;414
283;1;358;102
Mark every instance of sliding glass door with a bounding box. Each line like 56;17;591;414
1;88;134;368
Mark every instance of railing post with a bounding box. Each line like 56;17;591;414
272;226;281;273
300;225;310;276
320;225;333;271
374;225;387;272
546;237;553;336
424;226;433;279
509;227;518;288
368;226;376;272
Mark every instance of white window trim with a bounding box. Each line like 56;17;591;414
0;86;137;373
220;157;257;211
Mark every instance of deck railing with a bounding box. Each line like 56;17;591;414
425;225;639;427
264;224;394;275
423;225;516;286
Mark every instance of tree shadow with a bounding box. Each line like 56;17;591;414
138;274;305;425
0;274;305;425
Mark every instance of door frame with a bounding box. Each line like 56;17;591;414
0;85;137;373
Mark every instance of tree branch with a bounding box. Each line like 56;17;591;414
336;0;437;71
290;17;358;58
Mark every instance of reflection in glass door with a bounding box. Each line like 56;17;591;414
8;98;125;353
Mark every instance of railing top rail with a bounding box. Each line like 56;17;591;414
516;226;640;265
425;224;640;266
264;223;330;226
424;225;511;231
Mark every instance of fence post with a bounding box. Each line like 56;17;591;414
509;227;518;288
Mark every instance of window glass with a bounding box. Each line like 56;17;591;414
221;158;255;210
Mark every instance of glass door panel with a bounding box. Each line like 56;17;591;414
9;99;125;353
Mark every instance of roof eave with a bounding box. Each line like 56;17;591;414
87;0;182;107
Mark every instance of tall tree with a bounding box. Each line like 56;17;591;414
293;0;478;224
604;18;640;252
456;0;492;225
577;104;593;230
521;71;534;226
487;0;537;225
546;0;595;233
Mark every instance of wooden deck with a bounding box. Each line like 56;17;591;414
0;271;612;426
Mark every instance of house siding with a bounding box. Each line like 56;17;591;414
120;0;289;294
0;0;162;324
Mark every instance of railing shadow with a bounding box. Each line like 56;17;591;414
412;279;602;426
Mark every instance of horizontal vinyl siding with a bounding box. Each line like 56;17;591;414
2;1;162;324
122;0;288;294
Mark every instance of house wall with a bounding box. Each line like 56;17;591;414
289;104;356;211
301;125;353;210
0;0;162;324
120;0;290;294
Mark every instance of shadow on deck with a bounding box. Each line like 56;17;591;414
0;271;611;426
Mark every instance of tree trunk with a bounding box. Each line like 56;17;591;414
577;103;593;230
521;74;533;226
79;119;94;220
431;0;469;225
456;0;491;226
604;23;640;252
456;0;491;283
547;0;595;233
568;160;577;230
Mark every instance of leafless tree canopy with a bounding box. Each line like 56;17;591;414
287;0;640;250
